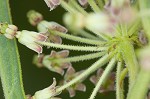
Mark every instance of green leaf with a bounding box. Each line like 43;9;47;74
0;0;26;99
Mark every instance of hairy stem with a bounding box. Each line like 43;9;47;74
38;41;108;52
57;52;106;63
127;69;150;99
87;0;101;12
70;0;88;16
120;39;139;91
76;29;99;40
60;0;77;14
116;61;124;99
89;58;116;99
50;30;104;45
0;0;26;99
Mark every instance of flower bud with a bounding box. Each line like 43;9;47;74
37;20;67;44
27;10;43;26
0;23;18;39
44;0;61;11
63;12;85;30
33;54;45;68
32;78;61;99
85;13;117;36
16;30;47;54
38;20;67;33
42;50;71;75
63;66;86;97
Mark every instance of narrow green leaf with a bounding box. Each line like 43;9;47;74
0;0;26;99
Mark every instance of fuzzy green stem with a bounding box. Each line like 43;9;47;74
70;0;88;16
85;27;110;41
116;61;124;99
38;41;108;52
87;0;101;12
76;29;99;40
127;69;150;99
89;58;116;99
0;0;26;99
56;52;114;93
57;52;106;63
120;39;139;90
50;30;104;45
60;0;77;14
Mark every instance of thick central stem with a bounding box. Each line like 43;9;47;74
119;38;139;89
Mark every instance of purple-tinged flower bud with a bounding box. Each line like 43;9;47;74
33;54;45;68
105;0;130;16
42;50;71;75
44;0;61;11
38;20;67;33
63;66;86;97
78;0;88;8
138;30;148;45
16;30;47;54
86;13;117;36
32;78;61;99
0;23;18;39
27;10;43;26
90;68;116;93
37;20;67;44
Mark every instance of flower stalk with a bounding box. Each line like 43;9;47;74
89;58;116;99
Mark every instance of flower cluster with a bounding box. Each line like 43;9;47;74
1;0;150;99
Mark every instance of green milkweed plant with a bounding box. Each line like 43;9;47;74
0;0;150;99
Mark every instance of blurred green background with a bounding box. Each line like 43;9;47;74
0;0;115;99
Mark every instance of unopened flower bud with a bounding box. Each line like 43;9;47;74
33;54;45;68
32;78;61;99
44;0;61;11
138;30;148;45
63;13;85;30
85;13;117;36
27;10;43;26
0;23;18;39
38;20;67;33
16;30;47;54
42;50;71;75
63;66;86;97
37;20;67;44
